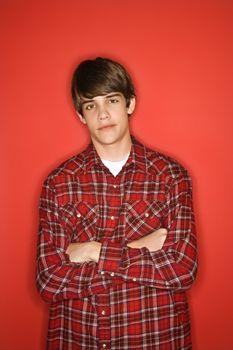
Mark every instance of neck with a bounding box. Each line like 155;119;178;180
92;133;132;161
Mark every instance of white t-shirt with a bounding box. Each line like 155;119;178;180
101;154;130;177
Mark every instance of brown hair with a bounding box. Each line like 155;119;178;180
71;57;136;115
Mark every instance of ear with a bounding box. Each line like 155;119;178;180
76;111;87;124
127;97;136;115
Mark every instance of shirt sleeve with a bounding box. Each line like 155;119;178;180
97;168;198;291
36;177;112;303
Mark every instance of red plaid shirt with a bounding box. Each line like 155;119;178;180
36;137;197;350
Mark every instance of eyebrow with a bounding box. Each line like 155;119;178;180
81;93;122;106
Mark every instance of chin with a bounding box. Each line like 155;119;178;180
95;135;120;145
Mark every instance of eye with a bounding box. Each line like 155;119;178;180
108;98;119;104
85;103;95;111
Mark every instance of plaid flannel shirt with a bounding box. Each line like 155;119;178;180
36;137;198;349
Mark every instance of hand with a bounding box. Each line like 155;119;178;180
127;228;168;252
66;241;102;263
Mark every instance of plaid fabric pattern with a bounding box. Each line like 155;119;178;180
36;137;197;349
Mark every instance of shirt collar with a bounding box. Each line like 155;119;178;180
81;136;149;173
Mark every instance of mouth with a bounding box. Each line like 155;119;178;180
98;124;116;130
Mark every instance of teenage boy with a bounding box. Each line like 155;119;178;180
37;57;198;349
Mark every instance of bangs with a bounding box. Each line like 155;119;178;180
78;77;126;100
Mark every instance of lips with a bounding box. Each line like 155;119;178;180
98;124;115;130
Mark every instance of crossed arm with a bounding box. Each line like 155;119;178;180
37;168;197;303
66;228;168;263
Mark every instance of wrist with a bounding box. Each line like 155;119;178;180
90;241;101;261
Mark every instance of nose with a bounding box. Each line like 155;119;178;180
98;103;110;121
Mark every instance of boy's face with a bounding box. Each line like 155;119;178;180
77;92;135;148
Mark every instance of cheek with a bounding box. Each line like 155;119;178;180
87;123;96;132
114;106;129;119
83;120;95;133
83;115;96;127
121;113;130;127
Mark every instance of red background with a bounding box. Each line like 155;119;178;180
1;1;233;349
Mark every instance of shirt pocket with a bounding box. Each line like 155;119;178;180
58;202;99;242
125;200;165;241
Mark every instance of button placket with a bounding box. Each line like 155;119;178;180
97;294;111;347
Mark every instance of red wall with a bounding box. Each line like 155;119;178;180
1;1;233;349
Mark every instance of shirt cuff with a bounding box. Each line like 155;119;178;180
121;246;147;268
97;240;124;274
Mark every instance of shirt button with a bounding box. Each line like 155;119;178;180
145;212;149;218
101;310;106;315
133;278;137;282
100;271;105;275
77;213;81;218
110;272;115;277
102;344;107;348
113;184;117;188
110;216;114;220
